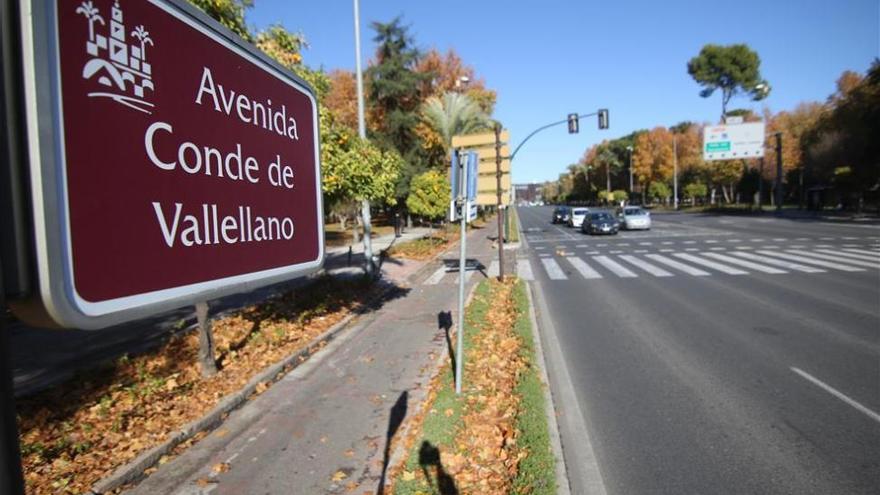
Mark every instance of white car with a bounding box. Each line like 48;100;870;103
620;207;651;230
568;207;590;228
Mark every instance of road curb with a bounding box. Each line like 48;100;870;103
528;277;607;495
88;282;397;495
523;281;571;495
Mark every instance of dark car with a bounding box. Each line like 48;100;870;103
581;211;620;235
552;206;570;224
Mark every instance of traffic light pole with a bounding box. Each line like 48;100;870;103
774;132;783;213
508;111;603;163
455;149;467;395
495;123;505;282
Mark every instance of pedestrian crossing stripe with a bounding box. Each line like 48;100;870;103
422;247;879;285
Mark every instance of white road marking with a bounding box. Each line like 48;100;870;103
541;258;568;280
619;255;673;277
660;248;674;253
634;249;648;253
646;254;710;276
610;250;624;254
683;240;697;244
789;245;806;249
685;248;699;252
814;249;880;262
576;244;589;248
487;260;499;278
705;240;719;244
815;244;834;248
425;266;448;285
539;253;551;258
795;237;809;241
728;239;742;242
517;259;535;280
786;250;879;269
619;243;631;246
702;252;787;274
593;256;637;278
819;237;835;241
841;248;880;257
662;241;674;245
750;238;765;242
842;236;858;240
764;246;779;249
735;246;754;250
566;257;603;279
639;242;653;245
584;250;600;255
730;251;826;273
756;251;865;272
534;246;546;250
710;247;725;251
673;253;748;275
773;238;787;242
791;367;880;424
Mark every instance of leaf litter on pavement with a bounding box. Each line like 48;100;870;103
15;275;384;495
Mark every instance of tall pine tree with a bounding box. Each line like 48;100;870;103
366;17;432;201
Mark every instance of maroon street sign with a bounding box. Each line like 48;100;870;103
7;0;323;329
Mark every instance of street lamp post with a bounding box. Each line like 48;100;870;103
352;0;374;276
626;145;633;203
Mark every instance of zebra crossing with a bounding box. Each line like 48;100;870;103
421;246;880;285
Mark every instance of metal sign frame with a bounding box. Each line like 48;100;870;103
5;0;324;329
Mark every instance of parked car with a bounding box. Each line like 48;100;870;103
581;211;620;235
619;206;651;230
568;207;590;228
552;206;570;224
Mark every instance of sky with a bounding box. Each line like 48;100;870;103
247;0;879;184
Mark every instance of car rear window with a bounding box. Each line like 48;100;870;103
625;208;645;215
573;208;588;214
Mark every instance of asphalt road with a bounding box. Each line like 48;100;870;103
516;205;880;495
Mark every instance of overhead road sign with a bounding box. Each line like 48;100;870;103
5;0;323;329
703;122;766;161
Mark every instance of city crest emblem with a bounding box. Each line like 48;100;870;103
76;0;155;114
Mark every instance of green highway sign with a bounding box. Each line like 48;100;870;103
706;142;731;152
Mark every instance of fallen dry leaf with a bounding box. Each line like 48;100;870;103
212;462;230;474
331;470;348;482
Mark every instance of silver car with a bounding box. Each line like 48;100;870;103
568;207;590;228
620;207;651;230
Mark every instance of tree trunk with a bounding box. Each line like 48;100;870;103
353;216;361;244
406;213;413;229
711;188;717;205
339;216;347;232
195;302;218;378
721;185;731;204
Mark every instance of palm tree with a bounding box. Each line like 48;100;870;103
76;1;105;42
421;92;491;147
131;25;153;61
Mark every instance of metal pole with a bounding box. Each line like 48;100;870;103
758;157;764;211
673;136;679;210
628;148;633;198
775;132;783;213
353;0;373;276
455;150;467;395
495;123;504;281
798;165;804;210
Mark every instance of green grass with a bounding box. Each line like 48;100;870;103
393;280;556;494
507;208;521;243
393;281;492;495
511;280;556;494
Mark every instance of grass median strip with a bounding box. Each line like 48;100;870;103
391;278;556;494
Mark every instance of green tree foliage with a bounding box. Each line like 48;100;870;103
421;92;492;147
406;170;450;221
648;182;671;203
687;44;769;121
684;182;708;201
366;17;432;199
321;118;402;206
187;0;253;42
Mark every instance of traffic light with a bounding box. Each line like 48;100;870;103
567;113;579;134
598;109;609;130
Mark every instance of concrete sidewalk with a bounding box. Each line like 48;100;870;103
123;223;507;494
